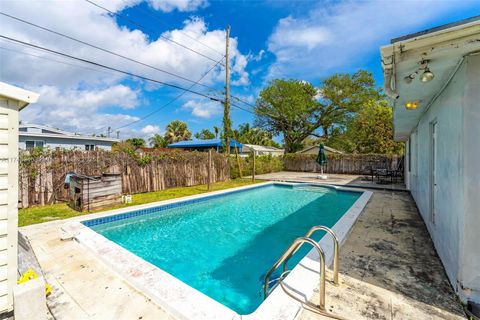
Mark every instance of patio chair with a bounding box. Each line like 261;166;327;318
374;157;404;184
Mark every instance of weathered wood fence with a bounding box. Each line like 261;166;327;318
19;150;229;208
283;153;401;174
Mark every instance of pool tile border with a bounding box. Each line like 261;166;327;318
65;182;372;320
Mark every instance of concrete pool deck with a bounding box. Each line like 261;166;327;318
19;174;465;319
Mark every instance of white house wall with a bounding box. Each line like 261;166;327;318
460;54;480;303
18;136;114;150
407;59;466;293
0;97;19;313
407;54;480;303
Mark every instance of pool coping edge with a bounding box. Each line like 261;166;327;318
64;182;372;320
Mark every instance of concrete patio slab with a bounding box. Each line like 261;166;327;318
19;175;464;320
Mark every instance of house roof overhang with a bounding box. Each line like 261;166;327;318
0;82;39;109
380;16;480;141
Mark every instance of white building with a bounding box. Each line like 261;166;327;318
241;144;284;156
381;17;480;306
0;82;39;314
19;123;118;151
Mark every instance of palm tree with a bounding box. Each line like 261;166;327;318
213;126;221;138
165;120;192;144
149;134;167;148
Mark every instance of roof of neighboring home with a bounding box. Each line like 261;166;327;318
298;145;344;154
0;82;39;109
19;123;119;143
168;138;242;148
243;144;284;153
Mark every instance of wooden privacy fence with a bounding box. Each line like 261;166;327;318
19;150;229;208
283;153;401;174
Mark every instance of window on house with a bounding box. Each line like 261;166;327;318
85;144;95;151
25;140;44;150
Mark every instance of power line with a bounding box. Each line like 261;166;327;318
0;34;223;101
0;11;222;92
127;2;224;57
84;0;223;66
0;45;116;76
111;58;224;131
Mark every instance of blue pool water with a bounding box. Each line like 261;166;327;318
89;184;360;314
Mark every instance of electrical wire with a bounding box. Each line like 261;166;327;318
0;45;116;76
126;1;224;57
110;57;224;131
0;11;222;92
84;0;223;65
0;34;223;101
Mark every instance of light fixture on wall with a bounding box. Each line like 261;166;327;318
405;101;419;110
420;66;434;82
419;59;434;82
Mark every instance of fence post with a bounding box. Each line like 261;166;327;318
207;149;212;191
252;150;256;182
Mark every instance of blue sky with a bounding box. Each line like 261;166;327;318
1;0;478;143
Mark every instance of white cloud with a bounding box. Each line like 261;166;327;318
182;99;222;118
140;124;161;136
147;0;208;12
20;85;140;135
0;0;249;136
267;0;476;79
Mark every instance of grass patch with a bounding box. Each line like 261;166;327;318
19;178;264;227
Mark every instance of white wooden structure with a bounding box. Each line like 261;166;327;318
0;82;39;314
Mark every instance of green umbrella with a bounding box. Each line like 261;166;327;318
316;143;327;175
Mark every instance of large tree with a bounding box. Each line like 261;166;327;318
194;129;216;140
336;100;404;154
233;123;280;147
125;137;145;148
164;120;192;144
255;79;320;153
255;71;382;153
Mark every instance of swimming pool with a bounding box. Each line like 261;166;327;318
79;183;363;316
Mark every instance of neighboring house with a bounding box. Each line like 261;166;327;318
381;17;480;306
297;145;343;155
240;144;284;156
167;138;242;153
19;124;119;151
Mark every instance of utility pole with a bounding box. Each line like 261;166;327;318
107;126;112;138
223;25;231;155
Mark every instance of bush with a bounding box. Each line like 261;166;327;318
229;154;283;179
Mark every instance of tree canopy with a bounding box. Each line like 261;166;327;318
164;120;192;144
194;129;216;140
149;134;168;148
254;70;390;153
125;137;145;148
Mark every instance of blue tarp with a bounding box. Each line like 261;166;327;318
167;138;242;149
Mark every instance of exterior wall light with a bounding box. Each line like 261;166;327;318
420;67;434;82
405;101;418;110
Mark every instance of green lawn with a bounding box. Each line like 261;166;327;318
19;178;265;227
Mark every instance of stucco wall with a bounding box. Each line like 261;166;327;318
460;54;480;302
19;136;113;150
407;60;466;292
406;54;480;303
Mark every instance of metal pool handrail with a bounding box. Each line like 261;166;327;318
287;225;340;285
263;237;326;310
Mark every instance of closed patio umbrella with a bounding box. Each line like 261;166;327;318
316;143;327;177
